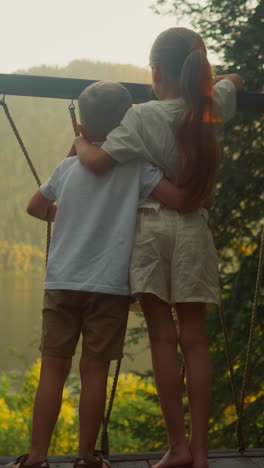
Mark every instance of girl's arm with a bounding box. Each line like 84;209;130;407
27;190;57;221
75;136;115;175
213;73;243;90
151;179;214;213
75;105;149;175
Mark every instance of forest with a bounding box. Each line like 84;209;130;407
0;0;263;455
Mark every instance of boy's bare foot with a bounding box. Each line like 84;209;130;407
8;455;49;468
152;447;193;468
74;455;110;468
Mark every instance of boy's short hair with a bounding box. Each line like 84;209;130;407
78;81;132;140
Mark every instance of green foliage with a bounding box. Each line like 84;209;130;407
0;240;44;272
106;373;165;452
151;0;264;68
0;359;263;455
0;361;165;455
0;361;79;455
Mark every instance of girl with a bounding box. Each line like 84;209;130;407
75;28;243;468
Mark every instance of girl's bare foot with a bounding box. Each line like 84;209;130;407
152;446;193;468
192;463;208;468
191;450;209;468
188;444;208;468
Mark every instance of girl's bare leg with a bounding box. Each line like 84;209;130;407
176;303;212;468
140;293;192;468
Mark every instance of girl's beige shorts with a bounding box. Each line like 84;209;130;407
130;207;220;306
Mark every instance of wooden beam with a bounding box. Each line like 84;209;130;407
0;73;152;103
0;73;263;112
236;90;264;113
1;449;264;464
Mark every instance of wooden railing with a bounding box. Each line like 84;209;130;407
0;73;264;112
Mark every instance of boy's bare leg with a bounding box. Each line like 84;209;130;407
78;357;110;459
25;356;72;464
176;303;211;468
140;293;192;468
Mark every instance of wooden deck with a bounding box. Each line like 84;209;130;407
1;450;264;468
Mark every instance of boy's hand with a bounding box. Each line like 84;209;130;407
27;190;57;221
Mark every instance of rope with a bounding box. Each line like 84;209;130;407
181;362;185;384
68;101;79;137
0;96;51;263
100;359;122;457
236;225;264;453
218;226;264;453
45;213;52;267
219;301;242;444
0;97;41;187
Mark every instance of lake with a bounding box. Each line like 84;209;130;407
0;274;152;377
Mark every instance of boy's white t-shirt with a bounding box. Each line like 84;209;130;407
40;156;162;295
102;79;237;177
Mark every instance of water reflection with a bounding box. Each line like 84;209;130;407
0;274;151;376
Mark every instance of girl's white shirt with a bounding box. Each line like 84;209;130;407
102;78;236;204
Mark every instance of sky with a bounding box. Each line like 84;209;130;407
1;0;195;74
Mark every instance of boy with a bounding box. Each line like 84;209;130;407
11;81;187;468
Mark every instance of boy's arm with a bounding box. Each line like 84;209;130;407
75;136;114;175
150;178;214;213
27;190;57;221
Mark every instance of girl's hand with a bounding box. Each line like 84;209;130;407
66;136;88;158
213;74;243;90
177;191;215;213
74;135;88;149
203;192;215;209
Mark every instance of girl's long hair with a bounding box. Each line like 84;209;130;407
150;28;221;205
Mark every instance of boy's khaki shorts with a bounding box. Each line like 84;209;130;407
40;290;130;361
